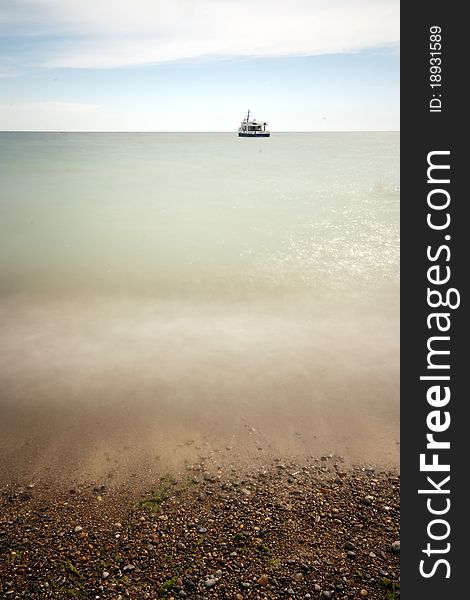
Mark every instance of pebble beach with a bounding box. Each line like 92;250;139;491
1;456;399;599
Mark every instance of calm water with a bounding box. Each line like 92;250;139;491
0;133;400;479
0;132;398;297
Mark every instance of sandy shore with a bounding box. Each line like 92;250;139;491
0;296;400;598
0;456;399;600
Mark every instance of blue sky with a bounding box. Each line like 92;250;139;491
0;1;399;131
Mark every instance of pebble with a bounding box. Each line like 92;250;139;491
361;495;374;505
1;462;400;600
379;570;388;577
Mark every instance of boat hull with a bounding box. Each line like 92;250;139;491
238;132;270;138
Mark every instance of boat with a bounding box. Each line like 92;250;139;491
238;110;270;137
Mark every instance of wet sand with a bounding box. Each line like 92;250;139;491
0;293;399;484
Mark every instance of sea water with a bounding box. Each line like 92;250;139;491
0;132;399;480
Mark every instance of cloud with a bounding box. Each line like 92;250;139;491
0;57;22;78
2;101;98;113
1;0;399;69
0;101;101;130
0;69;21;78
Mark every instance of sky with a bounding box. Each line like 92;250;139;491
0;0;400;131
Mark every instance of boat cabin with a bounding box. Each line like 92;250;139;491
238;110;270;137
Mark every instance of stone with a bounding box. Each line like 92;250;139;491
74;526;83;533
257;574;269;586
205;578;217;588
391;541;400;553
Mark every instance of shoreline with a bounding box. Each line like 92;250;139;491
1;456;399;599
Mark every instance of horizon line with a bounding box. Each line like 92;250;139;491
0;129;400;134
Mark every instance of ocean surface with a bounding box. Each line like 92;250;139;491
0;132;399;480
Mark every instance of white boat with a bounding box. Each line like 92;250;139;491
238;110;270;137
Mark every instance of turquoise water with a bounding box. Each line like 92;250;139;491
0;133;399;477
0;132;398;297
